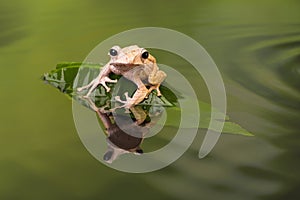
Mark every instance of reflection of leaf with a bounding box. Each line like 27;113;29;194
42;62;253;136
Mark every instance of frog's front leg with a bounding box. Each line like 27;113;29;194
148;69;167;96
77;64;117;97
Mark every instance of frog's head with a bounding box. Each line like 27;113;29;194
108;45;156;67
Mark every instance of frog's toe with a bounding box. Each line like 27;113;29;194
115;96;128;104
114;96;122;102
156;87;162;96
103;77;117;83
124;92;130;100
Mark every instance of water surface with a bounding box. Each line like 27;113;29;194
0;0;299;199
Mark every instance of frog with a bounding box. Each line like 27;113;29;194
77;45;167;108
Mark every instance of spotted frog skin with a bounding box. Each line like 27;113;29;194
77;45;166;108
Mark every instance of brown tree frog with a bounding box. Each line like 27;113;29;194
77;45;166;108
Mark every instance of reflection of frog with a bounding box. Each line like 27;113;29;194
77;45;166;108
99;107;146;163
83;97;163;163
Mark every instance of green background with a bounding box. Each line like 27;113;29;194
1;0;300;199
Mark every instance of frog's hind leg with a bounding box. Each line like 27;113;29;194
148;70;166;96
115;86;148;108
114;70;149;108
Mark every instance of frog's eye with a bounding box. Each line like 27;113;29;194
109;48;118;56
141;51;149;59
135;149;143;154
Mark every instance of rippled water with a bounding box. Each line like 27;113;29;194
0;0;300;199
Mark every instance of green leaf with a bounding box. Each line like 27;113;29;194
42;62;253;136
42;62;101;98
